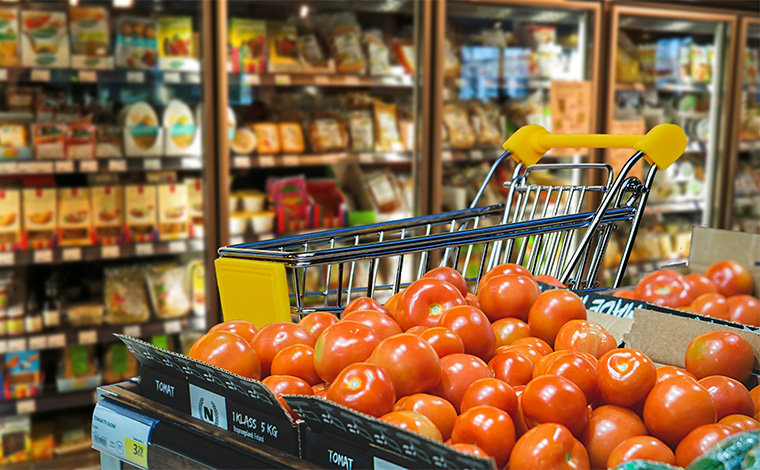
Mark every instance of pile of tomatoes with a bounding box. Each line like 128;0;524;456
188;263;760;470
615;260;759;327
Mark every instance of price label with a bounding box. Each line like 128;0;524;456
109;159;127;172
243;74;260;85
181;158;202;169
55;161;75;173
32;161;54;173
359;153;375;164
274;74;291;86
34;250;53;264
92;402;157;470
127;71;145;83
136;243;154;256
31;69;51;82
78;70;97;82
165;320;182;334
442;151;453;162
343;75;360;85
382;77;398;86
18;162;36;174
0;69;7;81
63;248;82;261
48;334;66;348
314;75;330;85
0;162;18;174
125;438;148;468
168;241;186;253
123;325;142;337
258;156;275;167
0;252;14;266
164;72;181;83
233;156;250;169
143;159;161;170
0;340;6;354
80;160;98;172
79;330;97;345
29;336;48;350
8;338;27;352
283;155;299;166
101;245;120;259
186;73;201;84
16;399;36;415
471;150;484;161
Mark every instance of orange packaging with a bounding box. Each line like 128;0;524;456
57;187;92;246
124;185;157;243
22;188;56;249
158;183;188;240
0;189;22;251
91;186;123;245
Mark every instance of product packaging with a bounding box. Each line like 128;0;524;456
104;265;150;324
64;124;95;159
21;10;69;68
31;123;65;159
69;6;112;69
157;16;198;71
95;125;123;158
0;123;32;160
57;187;92;247
228;18;266;73
348;109;374;152
267;175;313;232
91;185;123;245
278;122;305;154
267;21;300;73
57;345;100;392
309;113;348;152
320;13;365;74
363;29;390;75
4;351;42;399
0;7;20;67
373;101;403;152
67;303;103;327
230;128;257;155
0;416;31;465
394;40;415;75
189;260;205;317
0;189;21;251
163;99;199;156
6;87;35;113
102;342;138;384
157;183;188;240
365;171;405;213
147;263;191;319
115;16;157;69
297;30;333;73
123;102;162;157
253;123;281;154
186;178;204;238
471;102;502;147
22;188;56;249
124;185;157;243
35;92;64;122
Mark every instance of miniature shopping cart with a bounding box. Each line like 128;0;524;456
216;124;687;325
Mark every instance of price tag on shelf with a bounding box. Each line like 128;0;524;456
186;73;201;84
0;340;6;354
233;156;250;169
0;252;14;266
31;69;51;82
382;76;398;86
258;156;275;167
471;150;484;161
143;159;161;171
34;250;53;264
18;162;36;174
442;151;453;162
283;155;298;166
123;325;142;338
181;158;202;169
28;336;48;350
274;74;291;86
343;75;360;85
63;248;82;261
0;162;18;174
92;402;157;470
78;70;97;83
314;75;330;85
0;69;7;81
79;330;97;345
243;74;260;85
109;159;127;172
55;161;75;173
165;320;182;334
8;338;27;352
101;245;120;259
127;71;145;83
135;243;154;256
80;160;98;173
168;241;186;253
164;72;181;84
48;334;66;348
16;399;36;415
32;161;54;173
359;153;375;164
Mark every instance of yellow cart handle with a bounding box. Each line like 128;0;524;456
502;124;687;170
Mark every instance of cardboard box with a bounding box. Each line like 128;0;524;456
0;189;22;251
124;185;157;243
157;183;188;241
31;123;65;159
228;18;266;74
114;16;157;69
22;188;56;249
57;187;92;246
157;16;199;71
69;6;112;69
91;186;123;245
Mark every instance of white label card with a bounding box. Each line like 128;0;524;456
18;162;36;174
244;74;260;85
165;320;182;334
168;241;186;253
101;245;120;259
63;248;82;261
233;156;250;169
16;399;36;415
314;75;330;85
79;330;97;345
79;70;97;82
283;155;298;166
29;336;48;350
258;156;275;167
34;250;53;263
0;162;18;174
343;76;360;85
109;160;127;172
80;160;98;172
127;71;145;83
8;338;27;352
123;325;142;337
32;162;54;173
164;72;181;83
31;69;51;82
144;159;161;170
48;334;66;348
0;252;14;266
442;151;453;162
181;158;202;169
359;153;375;164
0;340;6;354
55;161;75;173
471;150;484;161
136;243;154;256
0;69;7;81
274;74;291;86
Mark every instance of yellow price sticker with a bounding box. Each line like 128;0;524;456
124;437;148;468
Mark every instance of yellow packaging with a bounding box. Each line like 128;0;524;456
22;188;56;249
442;103;476;149
0;189;21;251
1;123;31;160
373;101;403;152
186;178;203;238
267;21;300;73
0;7;20;67
57;188;92;247
157;16;193;70
124;185;156;243
91;186;123;245
158;183;188;240
278;123;305;154
253;123;281;155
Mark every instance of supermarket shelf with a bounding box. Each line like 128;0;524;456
736;194;760;207
615;81;713;93
3;239;205;267
0;157;203;176
6;449;100;470
0;317;204;355
449;76;553;90
644;200;705;215
0;389;96;418
231;151;412;169
739;141;760;152
229;72;414;88
0;67;201;85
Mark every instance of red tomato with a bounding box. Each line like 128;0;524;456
509;423;589;470
690;293;730;320
298;312;339;339
504;343;545;365
686;273;719;298
343;296;392;317
699;375;755;419
607;436;675;469
450;443;490;459
752;385;760;418
394;393;457;441
423;267;468;297
384;291;402;317
512;337;553;356
379;410;443;441
533;350;598;404
656;365;697;383
395;278;466;331
478;263;533;294
439;305;496;361
488;351;534;387
528;289;587;347
597;348;657;407
313;321;380;383
613;290;638;299
209;320;259;343
580;405;647;469
327;363;396;417
460;378;518;416
706;260;754;297
718;414;760;432
465;293;481;309
406;326;428;335
479;274;540;322
643;376;717;447
370;333;441;397
419;327;465;358
492;318;531;348
431;353;492;412
251;322;315;377
522;375;589;436
312;382;328;394
261;375;313;420
728;295;760;326
675;423;735;467
451;405;516;468
634;270;693;307
270;344;320;385
341;309;402;340
534;275;564;287
553;320;617;360
685;330;755;383
189;331;261;379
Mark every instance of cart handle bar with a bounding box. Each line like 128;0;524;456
502;124;686;169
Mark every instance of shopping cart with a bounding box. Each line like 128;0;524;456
216;124;687;326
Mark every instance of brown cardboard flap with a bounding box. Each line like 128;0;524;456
688;227;760;273
587;310;634;344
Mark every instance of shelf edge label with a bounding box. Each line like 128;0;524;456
92;402;157;470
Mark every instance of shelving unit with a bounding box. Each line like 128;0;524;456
0;158;202;175
229;73;414;88
0;389;96;418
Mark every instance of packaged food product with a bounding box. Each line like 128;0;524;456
105;265;150;324
103;342;138;384
279;122;305;154
91;186;123;245
297;32;331;72
691;45;710;83
157;16;195;70
1;123;31;160
35;92;64;122
147;264;190;319
227;106;237;141
61;345;96;378
124;185;157;243
230;128;257;155
57;103;83;123
443;38;461;78
6;87;36;113
267;21;300;73
0;189;21;251
189;260;205;317
124;102;160;153
186;178;203;238
229;212;247;236
157;183;188;240
21;10;69;68
67;302;103;327
348;109;374;152
115;16;157;69
5;351;42;399
32;123;65;159
249;211;276;234
373;101;403;152
365;171;404;213
0;7;20;67
267;175;310;231
163;99;196;151
57;188;92;247
228;18;266;74
69;6;111;69
95;125;123;158
363;30;390;75
22;188;56;249
64;124;95;159
320;13;365;74
309;114;348;152
0;415;31;464
472;102;502;147
253;123;281;154
394;40;415;75
443;103;476;149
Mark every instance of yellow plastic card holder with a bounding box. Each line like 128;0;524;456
215;257;291;328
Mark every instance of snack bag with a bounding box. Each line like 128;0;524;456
0;7;20;67
363;29;390;75
309;113;348;152
319;13;365;74
443;103;476;149
115;16;157;69
348;109;374;152
104;265;150;324
374;101;403;152
147;264;191;319
228;18;266;73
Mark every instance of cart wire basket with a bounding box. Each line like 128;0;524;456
216;124;687;325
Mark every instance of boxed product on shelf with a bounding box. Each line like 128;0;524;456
157;16;198;71
102;342;138;384
319;12;365;74
57;345;101;392
5;86;36;113
163;99;200;156
20;10;69;68
394;40;415;75
228;17;267;74
69;6;112;69
91;185;124;245
307;180;347;229
124;184;157;243
278;122;305;154
0;7;20;67
3;350;42;399
373;101;403;152
267;175;315;233
157;182;189;240
470;102;502;147
94;125;123;158
115;16;157;69
31;123;65;159
0;189;22;252
443;103;476;149
147;263;191;319
309;113;348;153
267;21;300;73
57;187;92;247
0;123;31;160
186;178;204;238
22;187;56;249
64;124;95;159
253;122;281;155
347;109;374;152
67;302;104;327
35;92;64;122
0;415;31;465
30;421;54;461
123;102;162;157
105;265;150;325
365;170;407;215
